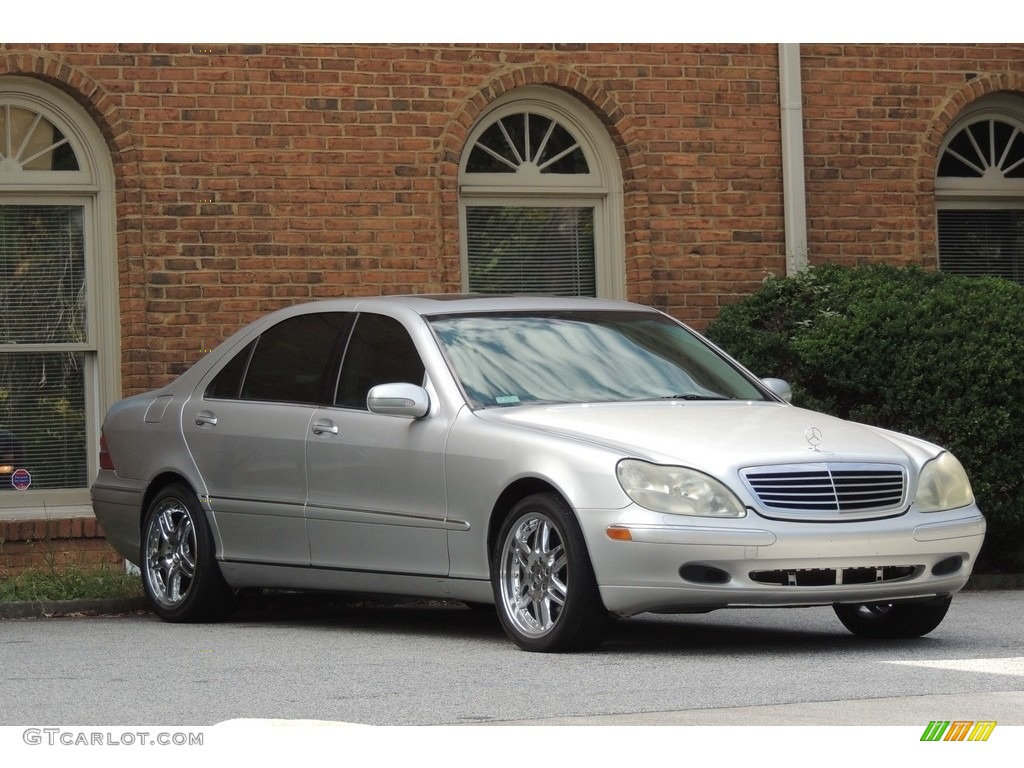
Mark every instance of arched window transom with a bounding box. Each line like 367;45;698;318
0;103;80;173
467;112;589;176
938;116;1024;180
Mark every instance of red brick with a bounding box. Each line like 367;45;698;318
1;43;1021;392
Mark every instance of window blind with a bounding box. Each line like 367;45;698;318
0;204;89;490
938;209;1024;283
0;351;88;490
466;206;596;296
0;204;87;345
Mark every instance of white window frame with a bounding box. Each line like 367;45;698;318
458;87;625;300
936;95;1024;201
0;77;119;517
935;95;1024;282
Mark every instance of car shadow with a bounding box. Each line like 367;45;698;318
227;590;508;644
598;613;913;656
220;590;951;656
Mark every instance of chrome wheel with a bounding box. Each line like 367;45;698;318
140;483;236;622
499;512;568;638
144;497;197;610
492;493;610;652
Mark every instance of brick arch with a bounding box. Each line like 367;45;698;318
437;66;653;301
914;73;1024;266
1;52;148;390
920;72;1024;183
1;52;141;190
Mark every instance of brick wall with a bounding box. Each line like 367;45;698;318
0;518;123;577
1;43;1022;397
800;44;1024;266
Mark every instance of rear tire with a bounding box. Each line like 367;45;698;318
141;482;236;622
492;493;610;652
833;596;952;639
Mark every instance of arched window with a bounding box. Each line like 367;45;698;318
0;77;118;512
936;95;1024;282
459;87;625;299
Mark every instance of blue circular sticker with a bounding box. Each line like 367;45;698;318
11;468;31;491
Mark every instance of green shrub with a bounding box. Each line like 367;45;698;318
705;263;1024;573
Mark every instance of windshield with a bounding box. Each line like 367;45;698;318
429;310;768;408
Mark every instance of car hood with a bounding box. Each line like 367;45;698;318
474;401;939;473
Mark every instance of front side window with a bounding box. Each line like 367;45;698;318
336;314;425;410
936;99;1024;283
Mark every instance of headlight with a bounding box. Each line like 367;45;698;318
916;452;974;512
616;459;746;517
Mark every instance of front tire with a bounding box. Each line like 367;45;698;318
833;596;952;639
492;493;610;652
141;482;236;622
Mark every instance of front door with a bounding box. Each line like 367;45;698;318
304;312;449;575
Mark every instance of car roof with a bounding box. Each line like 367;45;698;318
340;293;657;317
225;295;669;345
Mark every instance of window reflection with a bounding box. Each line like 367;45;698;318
431;312;766;408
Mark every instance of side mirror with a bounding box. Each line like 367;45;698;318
367;383;431;418
761;378;793;403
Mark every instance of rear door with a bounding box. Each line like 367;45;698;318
182;311;353;565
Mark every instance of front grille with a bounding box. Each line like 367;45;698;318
741;463;906;519
750;565;920;587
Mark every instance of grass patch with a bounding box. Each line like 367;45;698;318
0;564;144;603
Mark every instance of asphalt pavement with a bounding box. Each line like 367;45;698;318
1;572;1019;621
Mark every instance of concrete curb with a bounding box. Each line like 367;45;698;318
0;596;149;620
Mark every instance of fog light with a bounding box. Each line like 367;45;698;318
932;555;964;577
679;564;730;584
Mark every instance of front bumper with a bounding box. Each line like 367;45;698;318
580;504;986;617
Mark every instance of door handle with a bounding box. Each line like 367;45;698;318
312;419;339;436
195;411;218;427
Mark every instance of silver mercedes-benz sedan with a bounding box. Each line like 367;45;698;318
92;295;986;651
